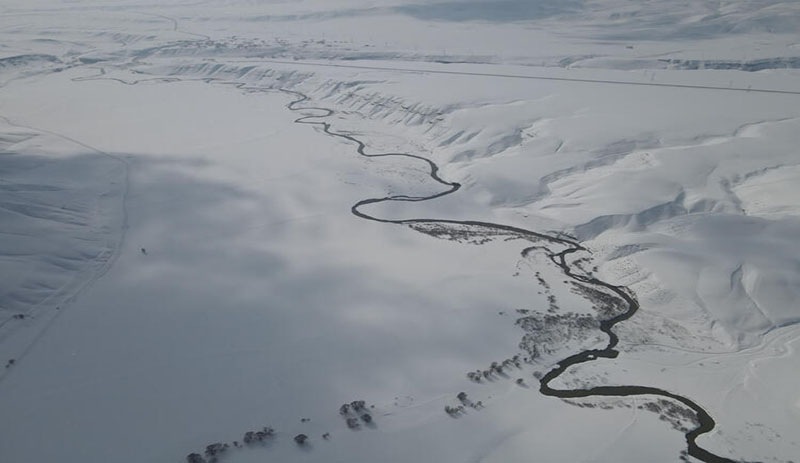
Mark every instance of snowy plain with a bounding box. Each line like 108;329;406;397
0;1;799;462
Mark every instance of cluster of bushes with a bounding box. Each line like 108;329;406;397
546;294;559;312
445;392;482;417
186;442;229;463
242;427;274;444
466;355;525;382
638;399;699;432
407;222;510;245
532;271;563;313
183;399;379;461
534;271;550;291
4;315;26;367
185;426;278;463
516;312;600;360
339;400;373;429
568;281;626;319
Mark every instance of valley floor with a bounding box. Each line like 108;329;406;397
1;2;799;462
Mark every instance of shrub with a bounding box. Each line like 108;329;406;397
350;400;366;411
204;443;227;457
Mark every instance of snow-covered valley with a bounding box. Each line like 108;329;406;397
1;1;799;462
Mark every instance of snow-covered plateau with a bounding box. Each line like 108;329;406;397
1;1;798;462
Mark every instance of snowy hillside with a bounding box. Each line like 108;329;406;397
1;1;798;462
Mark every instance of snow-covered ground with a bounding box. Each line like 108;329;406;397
1;1;799;462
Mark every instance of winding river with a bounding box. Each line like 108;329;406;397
281;89;737;463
